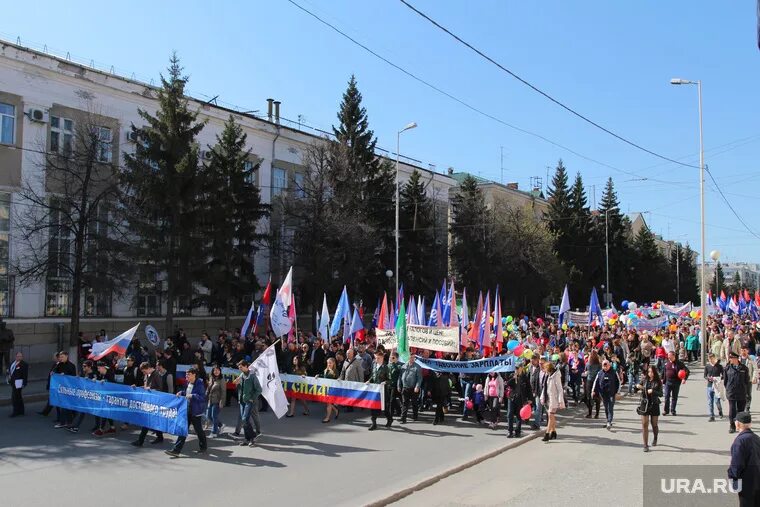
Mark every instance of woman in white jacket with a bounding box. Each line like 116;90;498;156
540;362;565;442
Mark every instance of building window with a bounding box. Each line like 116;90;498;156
50;116;74;155
84;288;111;317
0;103;14;145
46;199;72;316
0;193;9;316
243;160;258;185
293;172;305;198
272;167;287;197
96;126;112;162
137;294;161;317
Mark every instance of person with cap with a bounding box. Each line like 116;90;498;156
592;359;620;429
662;350;689;416
726;351;751;434
727;411;760;506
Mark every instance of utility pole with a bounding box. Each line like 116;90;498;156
676;243;681;303
500;146;504;184
605;209;610;307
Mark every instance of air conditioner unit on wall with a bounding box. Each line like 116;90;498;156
126;130;139;142
201;150;213;160
28;108;47;122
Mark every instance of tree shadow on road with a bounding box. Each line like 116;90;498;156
253;435;379;457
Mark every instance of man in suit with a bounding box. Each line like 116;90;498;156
310;338;326;376
131;362;165;447
8;351;28;417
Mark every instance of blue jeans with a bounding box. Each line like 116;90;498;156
627;371;638;394
207;404;221;434
460;380;473;416
602;395;615;423
707;384;723;417
240;401;261;441
533;395;544;427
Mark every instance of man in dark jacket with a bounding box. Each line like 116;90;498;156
53;351;77;426
727;411;760;506
592;359;620;429
431;371;450;425
663;351;689;416
368;350;392;431
310;338;327;377
0;317;15;382
725;352;750;433
8;351;28;417
132;362;165;447
165;366;207;457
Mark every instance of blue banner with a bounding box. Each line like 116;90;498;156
415;354;516;373
50;375;188;436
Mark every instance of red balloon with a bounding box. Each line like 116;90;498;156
678;369;687;380
519;404;533;421
466;399;474;410
512;344;525;357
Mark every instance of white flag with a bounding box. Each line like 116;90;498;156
270;267;293;338
318;294;330;340
254;344;289;418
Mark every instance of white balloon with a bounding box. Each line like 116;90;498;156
628;302;638;311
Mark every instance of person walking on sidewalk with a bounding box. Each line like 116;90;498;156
727;411;760;507
541;362;565;442
165;367;207;457
725;352;750;434
637;366;662;452
592;359;620;430
8;351;28;417
584;350;602;419
368;349;392;431
705;353;725;422
663;351;689;416
740;345;756;411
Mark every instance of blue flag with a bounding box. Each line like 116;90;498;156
330;286;351;337
427;291;440;327
588;287;602;325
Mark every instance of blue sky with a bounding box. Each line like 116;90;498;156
3;0;759;263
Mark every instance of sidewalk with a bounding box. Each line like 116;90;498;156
391;365;738;506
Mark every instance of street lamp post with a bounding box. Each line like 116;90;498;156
671;77;706;366
710;250;721;295
605;209;610;308
395;122;417;299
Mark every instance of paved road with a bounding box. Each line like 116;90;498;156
394;367;737;507
1;393;530;507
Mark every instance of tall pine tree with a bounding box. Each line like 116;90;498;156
329;76;395;299
198;115;269;327
630;226;669;302
121;54;205;331
596;177;632;304
567;172;596;302
450;175;490;290
399;170;439;295
711;261;726;296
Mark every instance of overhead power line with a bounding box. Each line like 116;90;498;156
398;0;699;169
286;0;686;185
704;166;760;241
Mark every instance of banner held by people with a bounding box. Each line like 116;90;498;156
50;374;188;436
280;374;384;410
415;354;516;374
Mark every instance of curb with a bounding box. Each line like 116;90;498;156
365;405;586;507
0;393;47;407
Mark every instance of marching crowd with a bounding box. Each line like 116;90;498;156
9;313;760;458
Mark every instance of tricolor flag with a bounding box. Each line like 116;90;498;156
240;302;255;339
89;323;140;360
479;291;491;354
253;277;272;335
270;267;294;338
719;291;728;312
349;307;364;343
728;295;740;314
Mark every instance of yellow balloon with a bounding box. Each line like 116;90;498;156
522;349;533;359
562;323;568;330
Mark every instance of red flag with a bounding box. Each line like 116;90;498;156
755;290;760;307
253;277;273;335
494;290;503;353
356;304;366;342
744;289;751;302
287;295;297;343
377;293;389;330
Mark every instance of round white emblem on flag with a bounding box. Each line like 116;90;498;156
145;325;160;347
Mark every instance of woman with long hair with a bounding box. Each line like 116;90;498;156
286;356;310;417
637;366;663;452
205;365;225;437
321;357;339;423
484;372;504;430
540;362;565;441
584;350;602;418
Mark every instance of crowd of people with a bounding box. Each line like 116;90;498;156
7;313;758;459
